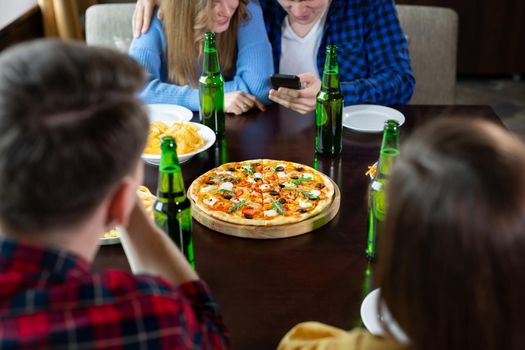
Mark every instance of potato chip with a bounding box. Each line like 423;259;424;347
144;121;205;155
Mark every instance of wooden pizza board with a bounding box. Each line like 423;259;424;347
190;180;340;239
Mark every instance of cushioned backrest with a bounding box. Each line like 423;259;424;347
85;4;136;52
396;5;458;104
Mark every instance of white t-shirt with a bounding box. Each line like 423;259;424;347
279;11;328;78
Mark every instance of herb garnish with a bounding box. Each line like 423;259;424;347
300;190;319;200
228;200;247;213
292;177;312;185
271;199;285;215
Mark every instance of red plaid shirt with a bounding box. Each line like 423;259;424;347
0;237;230;349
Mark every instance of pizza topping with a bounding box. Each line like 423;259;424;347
290;175;299;180
278;183;285;188
216;170;233;175
242;206;258;219
228;167;236;172
254;172;263;179
205;180;215;185
315;183;326;189
295;167;304;172
292;176;312;185
263;209;276;217
277;172;288;178
242;165;254;175
259;184;271;191
275;165;285;172
201;185;217;193
203;196;219;207
278;198;287;204
310;189;321;197
283;181;296;188
269;190;279;196
300;189;319;200
228;200;247;213
297;208;308;213
219;182;234;191
302;173;314;180
299;200;312;208
271;199;285;215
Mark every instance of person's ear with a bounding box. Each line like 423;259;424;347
106;178;137;229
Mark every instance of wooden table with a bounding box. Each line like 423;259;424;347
95;104;501;350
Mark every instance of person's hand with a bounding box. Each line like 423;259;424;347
268;73;321;114
225;91;266;115
133;0;162;38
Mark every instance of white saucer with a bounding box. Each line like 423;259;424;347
146;104;193;123
360;288;410;343
343;105;405;133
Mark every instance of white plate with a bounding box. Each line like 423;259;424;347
142;122;216;165
360;288;410;343
146;104;193;123
343;105;405;133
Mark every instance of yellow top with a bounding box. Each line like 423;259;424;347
278;322;407;350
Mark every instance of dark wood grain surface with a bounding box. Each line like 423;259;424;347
95;104;501;350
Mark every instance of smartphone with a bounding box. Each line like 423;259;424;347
271;74;302;90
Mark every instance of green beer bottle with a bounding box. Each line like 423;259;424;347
315;45;344;156
365;120;400;261
199;32;225;135
153;136;195;268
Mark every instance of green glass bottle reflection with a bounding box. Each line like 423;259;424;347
199;32;225;135
366;120;400;261
315;45;344;156
153;136;195;268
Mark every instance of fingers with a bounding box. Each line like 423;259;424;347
269;90;315;114
141;1;154;35
132;2;144;38
243;93;266;112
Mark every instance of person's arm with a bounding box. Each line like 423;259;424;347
128;14;202;110
120;199;198;285
222;0;274;105
340;0;415;106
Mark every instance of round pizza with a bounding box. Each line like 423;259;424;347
188;159;335;226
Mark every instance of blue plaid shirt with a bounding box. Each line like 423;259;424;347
260;0;415;106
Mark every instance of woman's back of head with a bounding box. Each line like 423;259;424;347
378;118;525;350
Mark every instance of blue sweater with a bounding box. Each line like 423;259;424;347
129;1;274;110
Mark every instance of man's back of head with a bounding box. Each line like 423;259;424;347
0;39;149;234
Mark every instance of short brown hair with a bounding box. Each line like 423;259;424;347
378;119;525;350
0;39;149;232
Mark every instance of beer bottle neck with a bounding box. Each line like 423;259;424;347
321;48;340;90
377;125;400;179
203;36;220;74
157;137;187;200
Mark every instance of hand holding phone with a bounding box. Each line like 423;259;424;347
271;74;302;90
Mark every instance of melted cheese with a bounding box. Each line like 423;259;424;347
203;196;218;207
299;200;312;208
310;189;321;197
200;185;216;193
264;209;277;217
254;172;263;179
219;182;234;191
303;173;314;180
277;172;288;178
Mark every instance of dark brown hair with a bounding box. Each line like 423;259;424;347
0;39;149;233
378;118;525;350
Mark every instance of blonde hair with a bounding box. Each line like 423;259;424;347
160;0;248;87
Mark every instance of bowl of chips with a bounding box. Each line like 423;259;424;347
100;186;156;245
142;121;216;166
